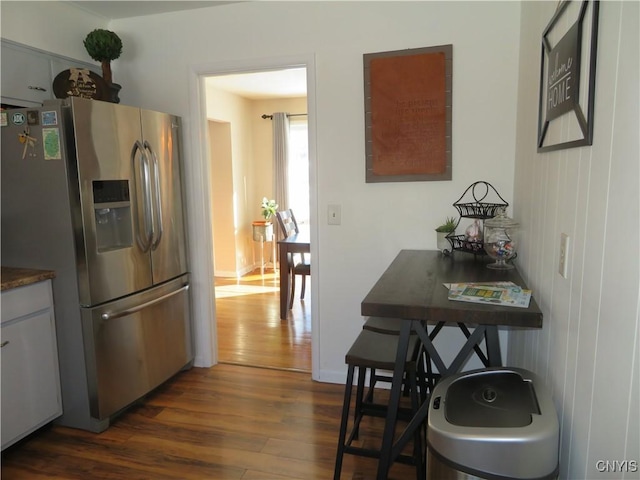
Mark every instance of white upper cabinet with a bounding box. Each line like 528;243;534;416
1;40;99;107
1;42;51;106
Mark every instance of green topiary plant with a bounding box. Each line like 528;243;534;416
83;29;123;85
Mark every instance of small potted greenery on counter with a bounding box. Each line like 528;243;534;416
435;216;457;251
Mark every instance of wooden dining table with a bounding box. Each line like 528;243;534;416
360;249;543;479
277;226;310;319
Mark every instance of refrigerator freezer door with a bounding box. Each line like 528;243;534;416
81;275;192;422
69;97;153;306
140;109;189;285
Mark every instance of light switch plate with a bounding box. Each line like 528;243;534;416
559;233;570;278
328;204;341;225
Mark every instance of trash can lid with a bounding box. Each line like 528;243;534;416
445;370;540;428
427;368;560;479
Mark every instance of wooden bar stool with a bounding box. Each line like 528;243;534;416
363;317;441;399
334;329;426;480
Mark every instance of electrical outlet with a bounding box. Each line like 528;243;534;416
328;204;341;225
559;233;570;278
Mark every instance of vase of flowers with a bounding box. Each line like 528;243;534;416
253;198;278;241
261;197;278;222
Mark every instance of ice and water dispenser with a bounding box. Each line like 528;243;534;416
92;180;133;252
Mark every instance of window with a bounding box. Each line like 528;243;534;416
288;118;309;224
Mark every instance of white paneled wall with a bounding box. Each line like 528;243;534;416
510;2;639;479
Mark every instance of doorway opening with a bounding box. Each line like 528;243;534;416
204;67;312;372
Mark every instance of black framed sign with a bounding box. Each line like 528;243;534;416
538;0;599;152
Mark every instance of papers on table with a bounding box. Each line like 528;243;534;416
445;281;532;309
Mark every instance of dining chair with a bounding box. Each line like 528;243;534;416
275;209;311;308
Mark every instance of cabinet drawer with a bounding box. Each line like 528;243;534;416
1;281;53;323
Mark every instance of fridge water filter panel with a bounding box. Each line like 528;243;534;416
93;180;133;252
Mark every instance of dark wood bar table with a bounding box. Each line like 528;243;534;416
277;227;310;319
360;250;543;479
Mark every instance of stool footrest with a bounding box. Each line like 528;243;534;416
360;402;415;421
343;445;418;466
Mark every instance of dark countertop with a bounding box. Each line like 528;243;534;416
1;267;56;291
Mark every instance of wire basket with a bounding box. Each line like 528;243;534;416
447;234;486;255
452;181;509;219
444;181;509;257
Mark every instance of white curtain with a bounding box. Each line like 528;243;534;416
272;112;289;241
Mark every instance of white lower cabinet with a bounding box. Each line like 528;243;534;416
1;280;62;450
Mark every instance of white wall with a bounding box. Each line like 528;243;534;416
209;120;237;276
205;86;256;276
105;0;522;380
511;2;639;479
0;1;106;62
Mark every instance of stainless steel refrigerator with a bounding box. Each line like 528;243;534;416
1;97;193;432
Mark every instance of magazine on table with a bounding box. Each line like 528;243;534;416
445;281;532;308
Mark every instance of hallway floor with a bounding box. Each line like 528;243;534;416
215;269;312;372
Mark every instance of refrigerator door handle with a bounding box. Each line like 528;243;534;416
144;141;164;250
100;284;189;321
132;140;153;252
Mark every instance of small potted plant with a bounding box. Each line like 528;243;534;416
260;197;278;222
253;197;278;242
435;216;457;251
83;29;123;102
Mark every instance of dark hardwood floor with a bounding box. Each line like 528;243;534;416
215;268;311;372
1;269;416;478
1;365;416;479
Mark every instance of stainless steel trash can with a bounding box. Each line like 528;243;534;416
427;368;559;480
